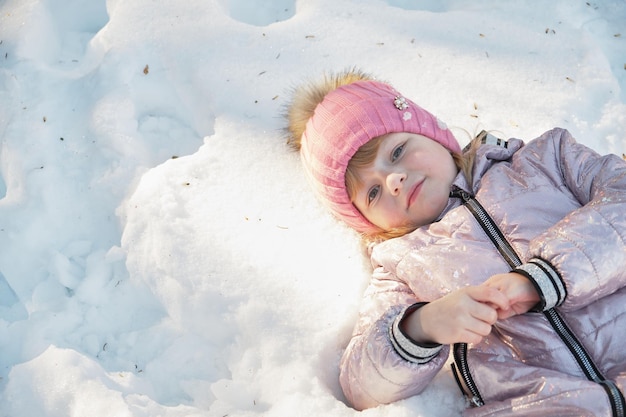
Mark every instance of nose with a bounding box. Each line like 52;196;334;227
386;172;406;196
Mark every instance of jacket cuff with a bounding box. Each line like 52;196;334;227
514;258;566;311
389;303;443;364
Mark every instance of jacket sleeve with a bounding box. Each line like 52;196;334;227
513;128;626;311
339;262;449;410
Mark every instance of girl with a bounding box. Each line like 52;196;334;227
285;69;626;416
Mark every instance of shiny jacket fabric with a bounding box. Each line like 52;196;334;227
339;128;626;416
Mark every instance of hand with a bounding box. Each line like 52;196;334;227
481;272;540;319
401;286;510;345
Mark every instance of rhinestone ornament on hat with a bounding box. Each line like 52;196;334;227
394;95;412;121
393;95;409;110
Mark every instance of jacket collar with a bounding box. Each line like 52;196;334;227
436;136;524;222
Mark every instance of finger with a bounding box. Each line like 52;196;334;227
468;286;510;311
460;325;492;344
496;308;515;320
471;302;499;325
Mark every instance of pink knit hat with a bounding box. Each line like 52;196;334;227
300;80;461;234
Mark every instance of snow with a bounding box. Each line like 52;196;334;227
0;0;624;415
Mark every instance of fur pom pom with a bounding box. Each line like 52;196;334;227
283;68;376;150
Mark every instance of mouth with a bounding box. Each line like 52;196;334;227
407;180;423;209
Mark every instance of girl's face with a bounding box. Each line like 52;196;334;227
352;132;458;231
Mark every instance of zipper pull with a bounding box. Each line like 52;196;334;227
470;396;484;407
450;187;472;202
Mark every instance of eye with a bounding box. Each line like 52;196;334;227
367;185;380;205
391;143;405;162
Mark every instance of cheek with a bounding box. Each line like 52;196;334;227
362;203;390;229
378;201;406;227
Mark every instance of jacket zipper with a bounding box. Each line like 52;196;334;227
452;188;520;267
544;308;625;417
450;187;625;416
451;343;484;407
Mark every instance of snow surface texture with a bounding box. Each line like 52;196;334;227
0;0;624;416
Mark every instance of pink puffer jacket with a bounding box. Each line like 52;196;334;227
339;128;626;416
